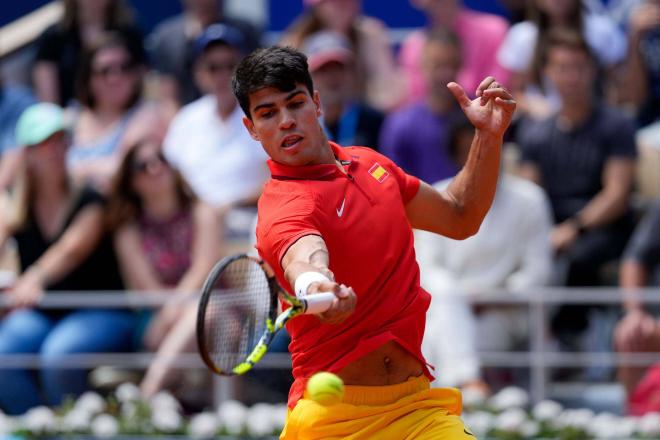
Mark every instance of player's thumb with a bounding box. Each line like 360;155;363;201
447;82;471;108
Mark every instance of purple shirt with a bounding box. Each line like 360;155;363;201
379;102;457;184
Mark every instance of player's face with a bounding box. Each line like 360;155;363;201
243;86;331;167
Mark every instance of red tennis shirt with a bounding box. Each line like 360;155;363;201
255;142;434;409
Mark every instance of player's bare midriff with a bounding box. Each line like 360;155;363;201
336;341;424;386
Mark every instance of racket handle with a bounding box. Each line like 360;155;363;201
303;292;336;315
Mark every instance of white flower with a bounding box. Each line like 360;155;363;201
150;391;182;413
462;411;494;437
23;406;56;433
520;420;540;437
152;409;182;433
554;408;594;430
90;414;119;438
246;404;275;437
462;387;488;408
116;382;141;403
188;412;219;439
269;403;288;431
588;412;623;438
638;412;660;436
0;413;13;435
489;386;529;411
75;391;106;415
218;400;247;435
61;408;91;432
121;401;139;419
494;408;527;433
532;399;563;421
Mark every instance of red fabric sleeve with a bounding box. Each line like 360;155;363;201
256;189;321;273
369;150;421;204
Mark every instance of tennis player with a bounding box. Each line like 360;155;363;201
232;46;515;439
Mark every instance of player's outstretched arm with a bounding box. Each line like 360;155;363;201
282;235;357;324
406;77;516;239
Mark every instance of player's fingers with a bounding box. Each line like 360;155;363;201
447;82;471;109
482;87;512;100
475;76;496;97
495;97;517;112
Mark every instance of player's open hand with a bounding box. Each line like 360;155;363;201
308;281;357;325
448;77;516;138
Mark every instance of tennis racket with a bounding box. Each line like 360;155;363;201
197;253;336;376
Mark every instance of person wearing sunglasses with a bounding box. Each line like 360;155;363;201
106;138;221;394
0;103;129;414
67;32;166;194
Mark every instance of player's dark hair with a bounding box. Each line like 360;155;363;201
232;46;315;119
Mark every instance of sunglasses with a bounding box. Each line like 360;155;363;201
132;153;168;174
92;61;136;79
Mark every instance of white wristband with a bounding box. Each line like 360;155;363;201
294;271;330;298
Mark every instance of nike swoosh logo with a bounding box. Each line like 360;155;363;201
336;198;346;217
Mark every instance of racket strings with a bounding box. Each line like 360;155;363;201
204;258;272;371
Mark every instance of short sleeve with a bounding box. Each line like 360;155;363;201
604;111;637;159
256;189;321;271
373;151;421;204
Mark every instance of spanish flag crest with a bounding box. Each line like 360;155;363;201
368;163;389;183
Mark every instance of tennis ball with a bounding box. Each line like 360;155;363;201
306;371;344;406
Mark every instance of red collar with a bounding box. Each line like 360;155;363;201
267;142;353;180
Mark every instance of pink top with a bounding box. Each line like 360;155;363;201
138;209;194;287
399;8;511;102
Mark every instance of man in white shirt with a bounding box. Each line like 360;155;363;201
416;115;553;390
163;24;269;209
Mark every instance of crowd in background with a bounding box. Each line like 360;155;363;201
0;0;659;417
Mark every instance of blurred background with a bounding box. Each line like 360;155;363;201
0;0;659;438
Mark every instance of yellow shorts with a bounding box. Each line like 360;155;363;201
280;376;476;439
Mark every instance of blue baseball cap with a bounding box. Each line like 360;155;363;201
194;23;247;58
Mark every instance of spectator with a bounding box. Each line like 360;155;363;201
0;103;129;415
0;80;35;190
163;24;268;209
516;30;637;345
107;138;220;352
301;31;384;149
68;32;164;194
147;0;262;112
497;0;627;118
281;0;402;111
32;0;145;107
614;200;660;414
417;114;553;390
400;0;510;104
380;30;461;183
624;0;660;128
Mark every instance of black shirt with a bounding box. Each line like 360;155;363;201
13;186;124;293
516;105;637;223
